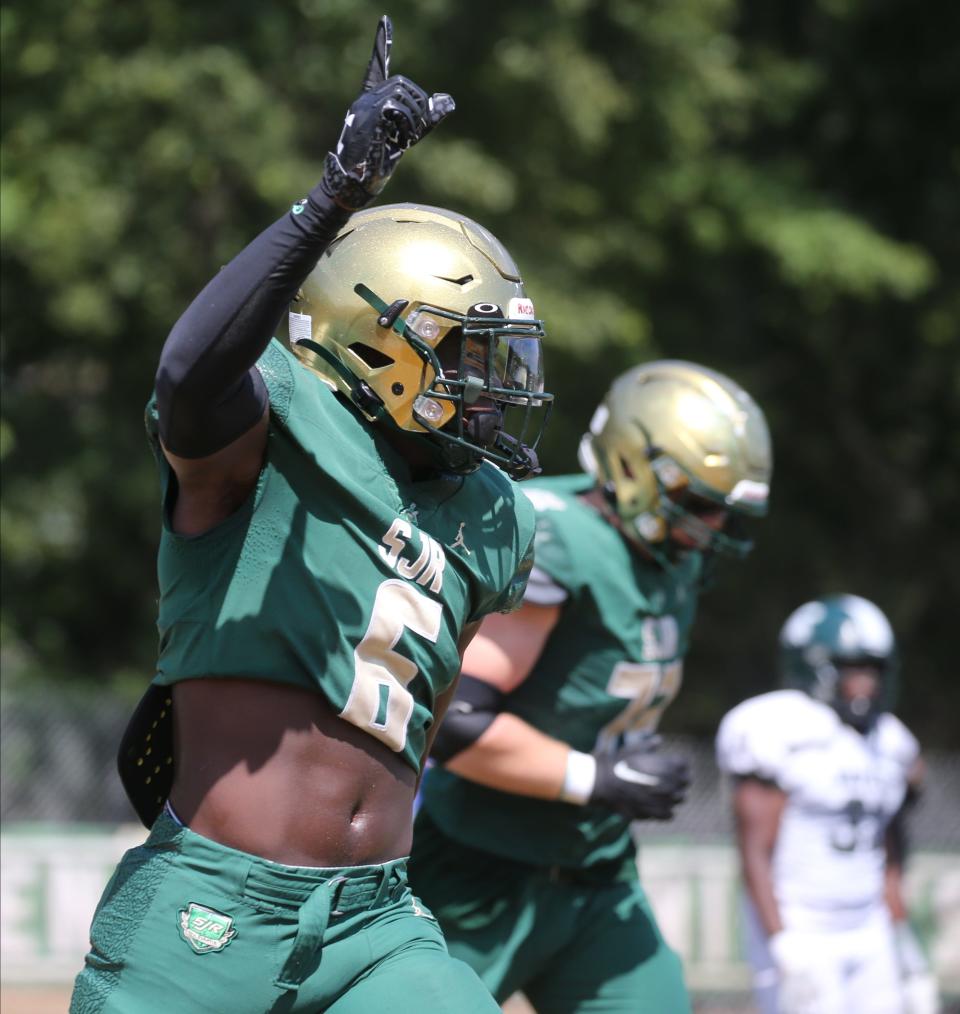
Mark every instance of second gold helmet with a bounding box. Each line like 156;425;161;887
578;361;772;558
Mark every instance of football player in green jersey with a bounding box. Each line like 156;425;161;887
409;361;772;1013
71;17;551;1014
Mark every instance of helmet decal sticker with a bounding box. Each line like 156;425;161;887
289;311;313;345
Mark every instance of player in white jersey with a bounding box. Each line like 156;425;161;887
716;594;940;1014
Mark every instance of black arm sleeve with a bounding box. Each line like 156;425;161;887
430;674;506;764
155;181;351;458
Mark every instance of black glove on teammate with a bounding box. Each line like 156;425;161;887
589;741;691;821
322;15;455;210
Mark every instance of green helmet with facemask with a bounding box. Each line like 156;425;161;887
578;360;772;564
779;593;899;730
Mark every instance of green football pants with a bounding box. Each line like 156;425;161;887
408;812;691;1014
70;809;499;1013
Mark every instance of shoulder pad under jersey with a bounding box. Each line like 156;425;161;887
716;689;836;783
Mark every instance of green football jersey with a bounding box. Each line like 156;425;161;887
145;340;535;774
422;473;703;866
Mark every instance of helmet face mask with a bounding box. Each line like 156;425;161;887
403;300;550;478
656;485;749;558
288;204;552;479
578;360;772;565
778;594;898;731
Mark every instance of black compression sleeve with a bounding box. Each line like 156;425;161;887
155;181;351;458
430;674;506;764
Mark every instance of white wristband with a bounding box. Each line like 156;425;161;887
559;750;597;805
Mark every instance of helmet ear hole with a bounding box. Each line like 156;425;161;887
348;342;394;370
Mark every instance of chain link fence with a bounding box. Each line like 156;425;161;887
3;684;959;849
2;684;958;1008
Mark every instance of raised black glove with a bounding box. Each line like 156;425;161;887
322;15;455;210
589;741;691;821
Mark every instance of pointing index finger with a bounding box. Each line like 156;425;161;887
361;15;393;92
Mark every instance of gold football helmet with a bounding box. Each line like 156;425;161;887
578;361;772;558
289;203;551;479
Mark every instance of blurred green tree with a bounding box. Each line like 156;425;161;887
2;0;957;742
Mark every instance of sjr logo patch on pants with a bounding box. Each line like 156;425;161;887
177;902;237;954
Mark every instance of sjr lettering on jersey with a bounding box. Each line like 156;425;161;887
379;519;446;594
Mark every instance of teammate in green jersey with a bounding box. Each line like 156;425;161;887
71;17;551;1014
409;361;772;1013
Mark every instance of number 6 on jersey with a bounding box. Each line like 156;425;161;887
340;579;443;751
